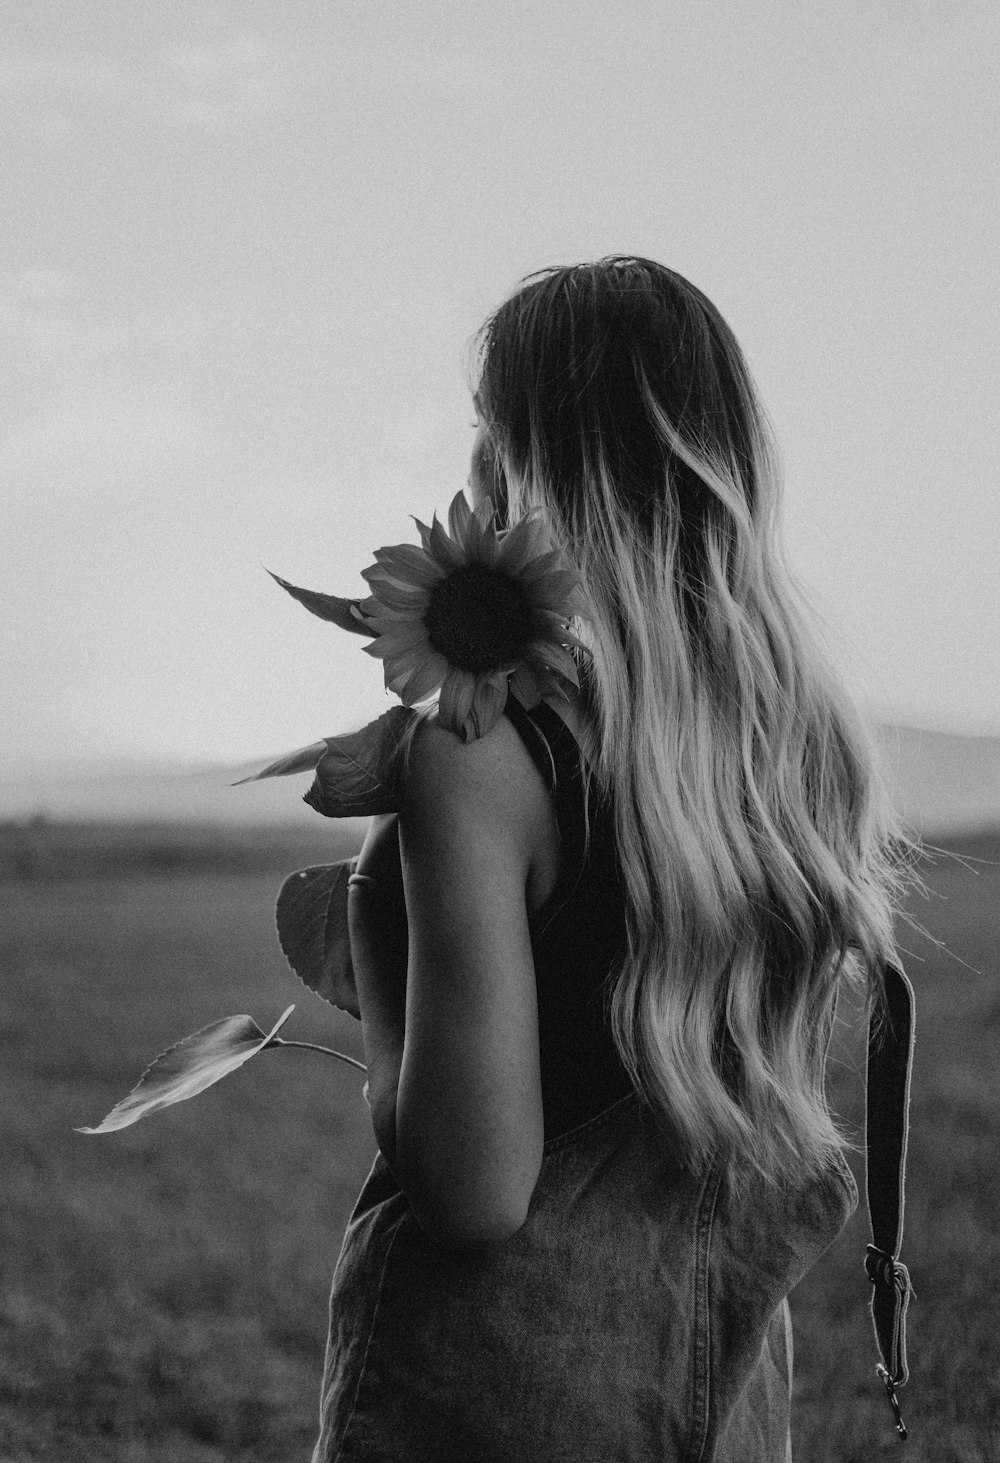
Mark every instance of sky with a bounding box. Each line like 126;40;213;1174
3;0;998;773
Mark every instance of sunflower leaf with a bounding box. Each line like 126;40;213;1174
303;706;413;818
232;741;328;785
275;862;357;1009
76;1006;295;1134
266;571;374;637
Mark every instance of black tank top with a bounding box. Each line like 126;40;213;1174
503;695;634;1139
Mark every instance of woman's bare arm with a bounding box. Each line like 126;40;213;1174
364;714;553;1252
347;814;408;1156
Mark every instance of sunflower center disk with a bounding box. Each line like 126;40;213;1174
424;566;534;674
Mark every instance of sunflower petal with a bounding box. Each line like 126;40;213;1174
508;663;544;708
373;617;432;646
522;561;580;595
447;491;473;544
531;609;591;652
362;622;432;659
385;657;423;697
396;650;449;705
412;516;434;552
468;508;502;567
525;578;583;618
428;515;467;570
364;579;432;614
360;615;433;642
473;498;497;532
534;675;572;704
467;674;510;740
494;516;550;576
526;638;581;687
369;544;446;587
516;546;564;581
522;570;583;612
437;668;477;740
360;607;429;628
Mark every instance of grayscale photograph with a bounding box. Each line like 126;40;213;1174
2;3;997;1459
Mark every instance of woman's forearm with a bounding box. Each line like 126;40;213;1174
347;818;409;1169
356;975;404;1167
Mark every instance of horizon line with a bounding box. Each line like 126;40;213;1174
3;714;1000;785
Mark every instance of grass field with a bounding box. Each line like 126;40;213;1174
1;821;998;1461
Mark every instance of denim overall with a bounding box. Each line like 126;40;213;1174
309;701;914;1461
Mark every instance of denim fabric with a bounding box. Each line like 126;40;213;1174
312;1092;858;1461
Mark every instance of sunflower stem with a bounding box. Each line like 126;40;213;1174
265;1037;367;1071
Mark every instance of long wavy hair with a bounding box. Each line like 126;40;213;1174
473;256;921;1196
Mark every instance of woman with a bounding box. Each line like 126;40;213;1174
314;258;916;1460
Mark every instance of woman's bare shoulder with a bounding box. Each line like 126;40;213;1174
403;709;551;825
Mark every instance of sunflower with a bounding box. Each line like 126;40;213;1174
356;491;586;741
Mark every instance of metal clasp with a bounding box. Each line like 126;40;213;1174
876;1363;907;1441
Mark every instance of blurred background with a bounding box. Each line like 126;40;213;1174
2;2;998;1459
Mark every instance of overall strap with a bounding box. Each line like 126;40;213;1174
865;960;916;1441
504;693;588;832
502;693;592;928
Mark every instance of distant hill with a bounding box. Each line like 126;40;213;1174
1;723;999;838
0;753;356;829
874;724;1000;836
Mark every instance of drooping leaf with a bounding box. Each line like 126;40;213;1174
232;741;328;786
233;707;414;816
76;1006;296;1135
276;861;357;1010
303;706;413;818
266;571;375;636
